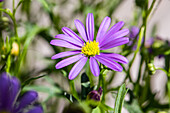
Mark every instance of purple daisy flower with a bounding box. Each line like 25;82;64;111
51;13;129;80
0;72;43;113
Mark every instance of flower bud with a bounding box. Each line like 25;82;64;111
0;17;9;30
86;87;103;108
11;42;19;56
147;63;156;75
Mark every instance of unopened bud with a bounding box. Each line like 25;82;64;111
148;63;156;75
11;42;19;56
86;87;103;108
0;17;9;30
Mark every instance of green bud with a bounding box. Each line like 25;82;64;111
1;17;9;22
0;17;9;30
148;63;156;75
152;40;164;49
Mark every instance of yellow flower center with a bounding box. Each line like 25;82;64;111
81;40;100;57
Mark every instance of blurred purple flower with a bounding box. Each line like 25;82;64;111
129;26;139;39
51;13;129;80
127;26;139;46
0;72;43;113
0;0;4;2
145;37;154;53
145;38;154;48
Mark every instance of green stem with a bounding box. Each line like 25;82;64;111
136;57;144;83
99;106;105;113
86;60;94;87
6;55;11;73
167;80;170;107
0;8;18;38
156;68;168;75
97;68;107;104
13;0;15;11
127;26;145;83
69;80;80;102
101;74;106;103
97;69;104;89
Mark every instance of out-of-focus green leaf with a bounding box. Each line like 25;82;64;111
124;99;143;113
114;84;128;113
23;85;62;95
92;106;101;113
37;0;50;12
21;0;31;16
99;103;114;111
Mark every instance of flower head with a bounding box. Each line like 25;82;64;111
0;0;4;2
0;72;43;113
51;13;129;80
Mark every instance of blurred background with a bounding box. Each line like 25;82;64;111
1;0;170;113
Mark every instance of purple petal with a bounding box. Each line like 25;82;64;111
55;34;83;47
74;19;88;42
13;91;38;113
27;106;43;113
100;37;129;50
62;27;84;44
69;56;87;80
96;17;111;42
0;73;20;111
90;57;100;77
55;54;83;69
7;77;20;110
86;13;94;41
50;39;81;50
51;51;81;59
0;72;11;110
100;53;128;64
95;55;123;72
100;28;129;47
99;21;124;44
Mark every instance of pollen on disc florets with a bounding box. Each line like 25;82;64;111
81;40;100;57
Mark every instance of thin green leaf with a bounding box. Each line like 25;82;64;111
21;74;47;88
114;84;129;113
